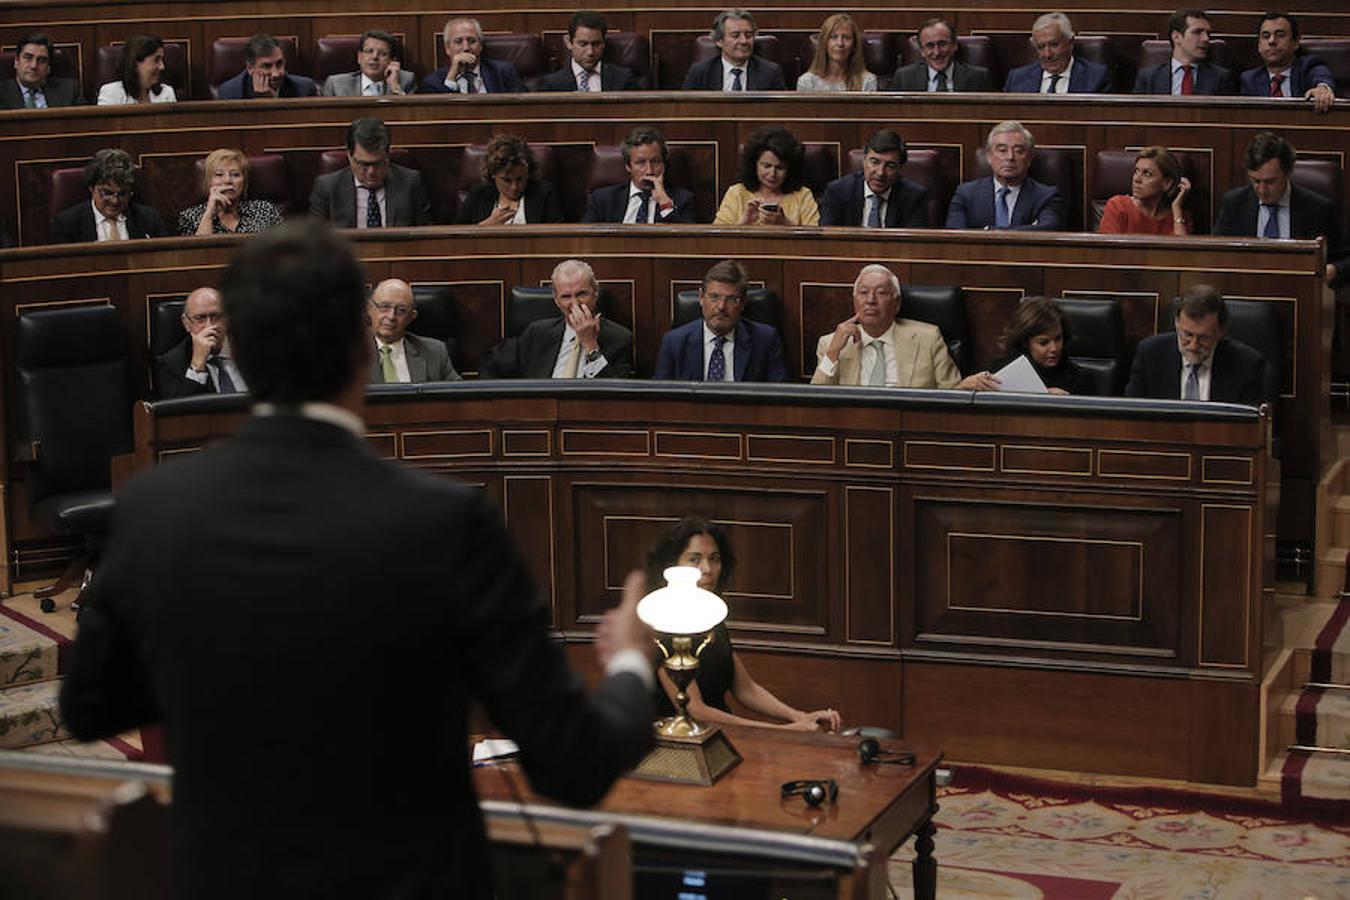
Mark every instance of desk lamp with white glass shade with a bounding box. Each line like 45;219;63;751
629;565;742;784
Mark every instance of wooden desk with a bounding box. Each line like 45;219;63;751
475;725;942;900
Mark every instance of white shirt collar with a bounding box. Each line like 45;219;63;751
352;175;382;195
927;63;952;80
1043;58;1074;82
571;59;601;80
375;336;406;359
90;199;124;226
722;57;749;77
253;401;365;437
703;322;736;346
359;73;383;94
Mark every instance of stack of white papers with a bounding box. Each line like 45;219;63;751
472;738;519;763
992;355;1048;394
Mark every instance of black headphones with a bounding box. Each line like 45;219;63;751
780;779;839;808
858;738;915;766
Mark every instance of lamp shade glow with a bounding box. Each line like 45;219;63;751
636;566;729;635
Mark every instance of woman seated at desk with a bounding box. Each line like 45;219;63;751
455;134;565;225
990;297;1097;395
646;517;840;732
1097;146;1192;236
97;35;177;105
796;13;878;92
178;149;284;236
713;126;820;227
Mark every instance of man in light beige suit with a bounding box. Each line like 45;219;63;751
811;264;996;389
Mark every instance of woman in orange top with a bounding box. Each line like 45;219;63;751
1098;146;1192;235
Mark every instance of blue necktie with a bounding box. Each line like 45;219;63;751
213;356;237;394
730;67;744;91
577;70;591;91
1262;204;1281;238
707;336;727;381
866;194;883;228
635;190;651;224
995;186;1011;229
366;187;382;228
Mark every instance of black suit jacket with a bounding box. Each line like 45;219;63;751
0;76;82;108
59;413;654;899
50;201;167;244
682;55;785;90
454;181;566;224
307;164;433;228
154;339;214;399
1133;60;1238;95
481;316;633;378
1125;333;1269;406
819;172;930;228
582;182;696;223
888;60;993;92
537;62;640;91
1214;182;1348;282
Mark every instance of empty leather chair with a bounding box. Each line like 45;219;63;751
409;284;459;360
1300;39;1350;97
800;143;840;199
314;35;361;86
972;146;1081;231
603;32;653;87
1072;36;1118;89
483;34;546;90
15;305;133;610
208;36;302;98
96;40;188;96
899;285;970;373
1056;297;1127;394
673;288;783;333
1223;299;1283;407
846;147;954;227
149;298;187;359
585;146;628;195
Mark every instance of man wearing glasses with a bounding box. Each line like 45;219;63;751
51;148;167;243
320;29;416;96
308;117;432;228
1125;284;1269;406
367;278;460;383
889;18;992;92
155;287;248;398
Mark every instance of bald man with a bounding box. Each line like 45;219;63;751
155;287;250;398
367;278;460;383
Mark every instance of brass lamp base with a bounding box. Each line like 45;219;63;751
628;721;741;786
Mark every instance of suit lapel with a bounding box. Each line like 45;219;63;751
732;320;752;381
529;319;567;377
383;168;401;226
977;178;996;226
849;174;866;226
1011;182;1038;226
335;176;358;228
889;322;915;386
404;336;427;382
683;324;704;379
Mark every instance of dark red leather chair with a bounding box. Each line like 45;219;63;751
483;34;547;90
1088;149;1211;233
1300;40;1350;98
846;147;956;228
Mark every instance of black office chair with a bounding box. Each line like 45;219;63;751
899;285;970;374
1056;297;1127;395
672;288;783;333
1222;299;1283;409
14;306;133;611
507;286;616;336
409;284;459;362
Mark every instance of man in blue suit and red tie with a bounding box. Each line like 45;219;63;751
653;259;788;382
945;121;1064;231
1238;12;1336;114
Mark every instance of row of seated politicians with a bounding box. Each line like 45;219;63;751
155;257;1274;411
2;8;1347;108
34;117;1349;287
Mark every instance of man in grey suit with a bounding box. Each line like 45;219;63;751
2;33;82;108
889;18;993;92
309;117;433;228
320;29;416;96
367;278;460;383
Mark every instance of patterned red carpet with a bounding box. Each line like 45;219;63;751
890;765;1350;898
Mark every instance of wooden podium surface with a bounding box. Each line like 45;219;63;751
475;725;941;899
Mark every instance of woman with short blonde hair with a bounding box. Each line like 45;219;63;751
178;148;284;236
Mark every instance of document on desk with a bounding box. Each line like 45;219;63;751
992;355;1048;394
472;738;519;764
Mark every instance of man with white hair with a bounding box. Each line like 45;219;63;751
1003;12;1111;93
811;264;997;390
421;17;523;93
481;259;634;378
946;121;1064;231
366;278;460;383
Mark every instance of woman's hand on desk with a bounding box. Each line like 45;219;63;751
784;708;841;732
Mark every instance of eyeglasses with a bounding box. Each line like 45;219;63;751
920;40;953;51
350;156;389;171
185;312;225;325
95;186;131;201
371;301;413;317
702;291;744;306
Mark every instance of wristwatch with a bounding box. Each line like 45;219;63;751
584;348;602;364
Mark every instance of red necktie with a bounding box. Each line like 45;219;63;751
1269;73;1285;96
1180;65;1194;95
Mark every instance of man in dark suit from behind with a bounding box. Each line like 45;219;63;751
820;129;929;228
422;17;524;94
654;259;788;382
946;121;1064;231
155;287;248;398
889;17;993;92
583;125;696;223
538;10;640;92
1239;12;1336;114
59;221;656;899
2;33;82;108
481;259;634;378
308;117;433;228
1126;284;1269;406
215;33;317;99
367;277;460;383
50;148;167;244
1214;131;1347;286
1002;13;1112;94
682;8;786;91
1134;9;1238;95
